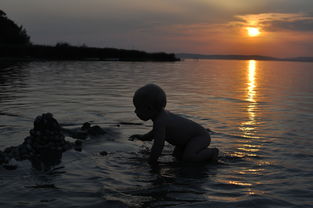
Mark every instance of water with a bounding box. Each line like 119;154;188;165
0;59;312;208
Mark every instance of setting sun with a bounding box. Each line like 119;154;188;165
246;27;261;37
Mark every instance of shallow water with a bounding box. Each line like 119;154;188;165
0;59;312;208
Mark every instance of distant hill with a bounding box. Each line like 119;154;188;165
283;57;313;62
176;53;313;62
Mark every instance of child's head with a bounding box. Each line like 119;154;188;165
133;84;166;121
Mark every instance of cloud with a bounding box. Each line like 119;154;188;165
231;13;313;32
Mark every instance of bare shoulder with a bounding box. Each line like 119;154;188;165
153;110;170;127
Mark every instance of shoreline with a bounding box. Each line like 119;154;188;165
0;44;180;62
176;53;313;63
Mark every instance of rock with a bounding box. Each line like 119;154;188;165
99;151;108;156
73;140;82;152
0;113;113;171
3;164;18;170
61;122;106;140
81;122;91;131
1;113;74;171
81;122;106;136
88;125;106;135
25;113;67;170
0;151;6;165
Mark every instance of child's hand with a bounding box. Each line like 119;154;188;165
128;134;143;141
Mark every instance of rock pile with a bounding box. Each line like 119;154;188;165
1;113;81;171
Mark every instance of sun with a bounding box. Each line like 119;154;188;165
246;27;261;37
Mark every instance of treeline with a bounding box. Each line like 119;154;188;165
1;43;179;62
0;10;30;46
0;10;179;62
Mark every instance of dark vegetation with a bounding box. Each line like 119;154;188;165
1;44;179;61
0;10;179;62
0;10;30;46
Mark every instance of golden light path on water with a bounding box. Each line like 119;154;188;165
239;60;258;138
247;60;256;103
227;60;264;195
232;60;261;159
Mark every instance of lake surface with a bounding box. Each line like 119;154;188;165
0;59;312;208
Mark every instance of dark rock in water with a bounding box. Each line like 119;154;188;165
0;151;6;165
81;122;91;131
99;151;108;156
3;164;18;170
81;122;106;136
74;140;82;152
89;125;106;136
61;122;106;139
30;148;63;171
75;140;82;145
1;113;110;171
25;113;69;171
1;113;79;171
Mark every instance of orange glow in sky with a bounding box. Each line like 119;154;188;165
246;27;261;37
2;0;313;57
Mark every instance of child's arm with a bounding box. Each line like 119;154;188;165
148;125;165;164
141;130;154;141
129;130;154;141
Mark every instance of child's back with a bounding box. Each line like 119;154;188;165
155;110;209;146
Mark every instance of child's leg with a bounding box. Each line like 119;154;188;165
182;134;218;162
172;145;185;161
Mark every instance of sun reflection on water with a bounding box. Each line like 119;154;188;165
247;60;256;103
229;60;264;192
239;60;258;138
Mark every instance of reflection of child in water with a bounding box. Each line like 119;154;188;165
129;84;219;164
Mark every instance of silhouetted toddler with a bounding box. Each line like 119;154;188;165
129;84;218;164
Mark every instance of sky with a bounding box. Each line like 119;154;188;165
2;0;313;57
